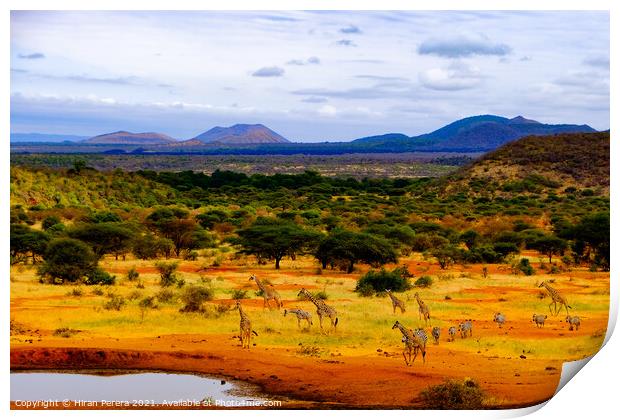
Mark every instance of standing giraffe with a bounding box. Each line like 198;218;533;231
249;274;282;310
385;289;406;314
235;300;258;349
538;281;571;316
392;321;426;366
413;292;431;324
297;288;338;333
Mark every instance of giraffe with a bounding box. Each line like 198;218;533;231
538;281;571;316
392;321;426;366
385;289;406;314
297;288;338;333
235;300;258;349
284;308;313;329
249;274;282;310
413;292;431;324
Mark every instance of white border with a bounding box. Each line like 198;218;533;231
3;1;616;419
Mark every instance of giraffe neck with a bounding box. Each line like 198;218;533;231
238;305;247;319
388;291;395;300
416;296;423;306
254;277;266;292
303;290;322;308
396;323;411;338
544;283;557;296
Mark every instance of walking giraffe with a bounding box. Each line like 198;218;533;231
392;321;426;366
249;274;282;310
385;289;406;314
235;300;258;349
297;288;338;333
538;281;571;316
284;308;313;329
413;292;431;324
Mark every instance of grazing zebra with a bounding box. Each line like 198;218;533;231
392;321;426;366
458;320;473;338
448;326;457;341
493;312;506;328
283;308;313;329
431;327;440;345
566;315;581;331
385;289;406;314
532;314;547;328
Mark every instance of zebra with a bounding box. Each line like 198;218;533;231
532;314;547;328
458;320;473;338
493;312;506;328
448;326;457;341
431;327;440;345
284;308;313;329
566;315;581;331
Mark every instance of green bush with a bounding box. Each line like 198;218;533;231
419;378;485;409
84;268;116;285
103;295;126;311
414;275;433;288
514;258;535;276
155;288;176;303
126;267;139;281
179;285;214;312
355;267;411;295
155;261;180;287
231;289;248;300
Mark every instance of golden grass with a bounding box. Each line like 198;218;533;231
11;253;609;362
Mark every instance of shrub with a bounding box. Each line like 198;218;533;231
419;378;485;409
231;289;248;300
179;285;214;313
84;268;116;285
92;287;104;296
67;287;83;297
514;258;535;276
155;261;180;287
126;267;139;281
103;295;126;311
314;291;329;300
355;267;411;295
155;288;176;303
42;215;62;230
414;276;433;288
356;283;375;297
185;250;199;261
53;327;80;338
138;296;158;320
127;290;142;301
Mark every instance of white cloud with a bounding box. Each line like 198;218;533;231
419;62;485;91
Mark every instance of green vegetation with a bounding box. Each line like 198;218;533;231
419;378;485;409
355;267;411;295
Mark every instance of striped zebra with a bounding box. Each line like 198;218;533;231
448;326;457;341
431;327;441;344
493;312;506;328
532;314;547;328
458;320;473;338
566;315;581;331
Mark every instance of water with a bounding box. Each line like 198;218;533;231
11;371;268;405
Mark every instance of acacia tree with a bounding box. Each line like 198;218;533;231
314;229;398;273
37;238;98;283
530;235;568;264
67;222;134;260
146;207;213;257
10;224;49;264
234;218;322;269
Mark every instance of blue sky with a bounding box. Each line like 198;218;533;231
10;10;609;141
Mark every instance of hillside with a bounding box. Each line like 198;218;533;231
441;131;610;196
353;115;596;152
191;124;290;144
82;131;176;145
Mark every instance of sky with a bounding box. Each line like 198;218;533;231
10;10;610;141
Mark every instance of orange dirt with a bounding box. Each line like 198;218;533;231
11;332;559;409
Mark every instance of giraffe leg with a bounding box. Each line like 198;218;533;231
318;314;325;334
402;351;409;366
548;302;554;315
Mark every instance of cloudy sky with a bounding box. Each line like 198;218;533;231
10;10;609;141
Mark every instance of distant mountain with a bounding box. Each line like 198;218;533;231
82;131;176;145
352;115;597;152
10;133;89;143
191;124;290;144
441;131;610;196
